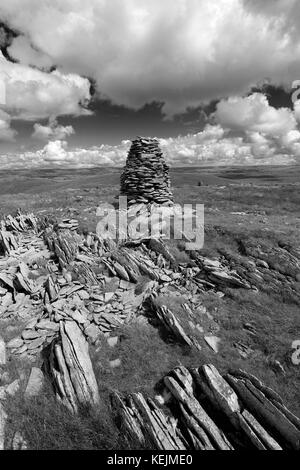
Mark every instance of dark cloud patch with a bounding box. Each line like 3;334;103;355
251;84;293;110
0;21;18;62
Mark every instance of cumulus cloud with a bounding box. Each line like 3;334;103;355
32;119;74;141
1;0;300;115
210;92;300;161
41;140;69;163
0;52;91;121
0;139;130;169
2;101;300;169
214;93;297;137
0;109;16;141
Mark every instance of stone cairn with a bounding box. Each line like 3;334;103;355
120;137;173;206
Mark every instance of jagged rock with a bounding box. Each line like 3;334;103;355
112;392;186;450
164;367;233;450
226;370;300;450
233;342;254;359
112;363;300;450
194;365;282;450
57;219;79;231
45;321;100;413
0;230;18;254
154;303;202;351
2;212;37;233
25;367;44;398
1;211;300;451
268;359;285;375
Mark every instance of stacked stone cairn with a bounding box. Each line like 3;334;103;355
120;137;173;205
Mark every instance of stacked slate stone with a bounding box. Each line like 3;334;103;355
120;137;173;205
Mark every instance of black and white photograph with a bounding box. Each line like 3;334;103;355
0;0;299;455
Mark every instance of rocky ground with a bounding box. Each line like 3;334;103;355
0;165;300;450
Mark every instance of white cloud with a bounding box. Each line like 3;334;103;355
32;119;74;141
2;91;300;168
1;0;300;115
41;140;69;163
214;93;297;137
0;109;16;141
160;127;255;165
0;52;91;121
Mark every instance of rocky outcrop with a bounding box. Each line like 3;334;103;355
1;210;300;450
44;321;100;413
113;364;300;450
120;137;173;205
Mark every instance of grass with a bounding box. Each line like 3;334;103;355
91;321;203;397
4;382;123;450
2;322;206;450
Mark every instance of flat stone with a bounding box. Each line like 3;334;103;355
0;336;6;366
36;320;59;331
25;318;39;330
69;309;87;324
104;292;115;302
204;335;221;353
77;290;90;300
109;358;121;368
107;336;118;348
22;329;41;340
25;367;44;398
7;337;24;349
26;337;45;350
84;324;100;343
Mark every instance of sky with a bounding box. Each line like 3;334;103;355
1;0;300;167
